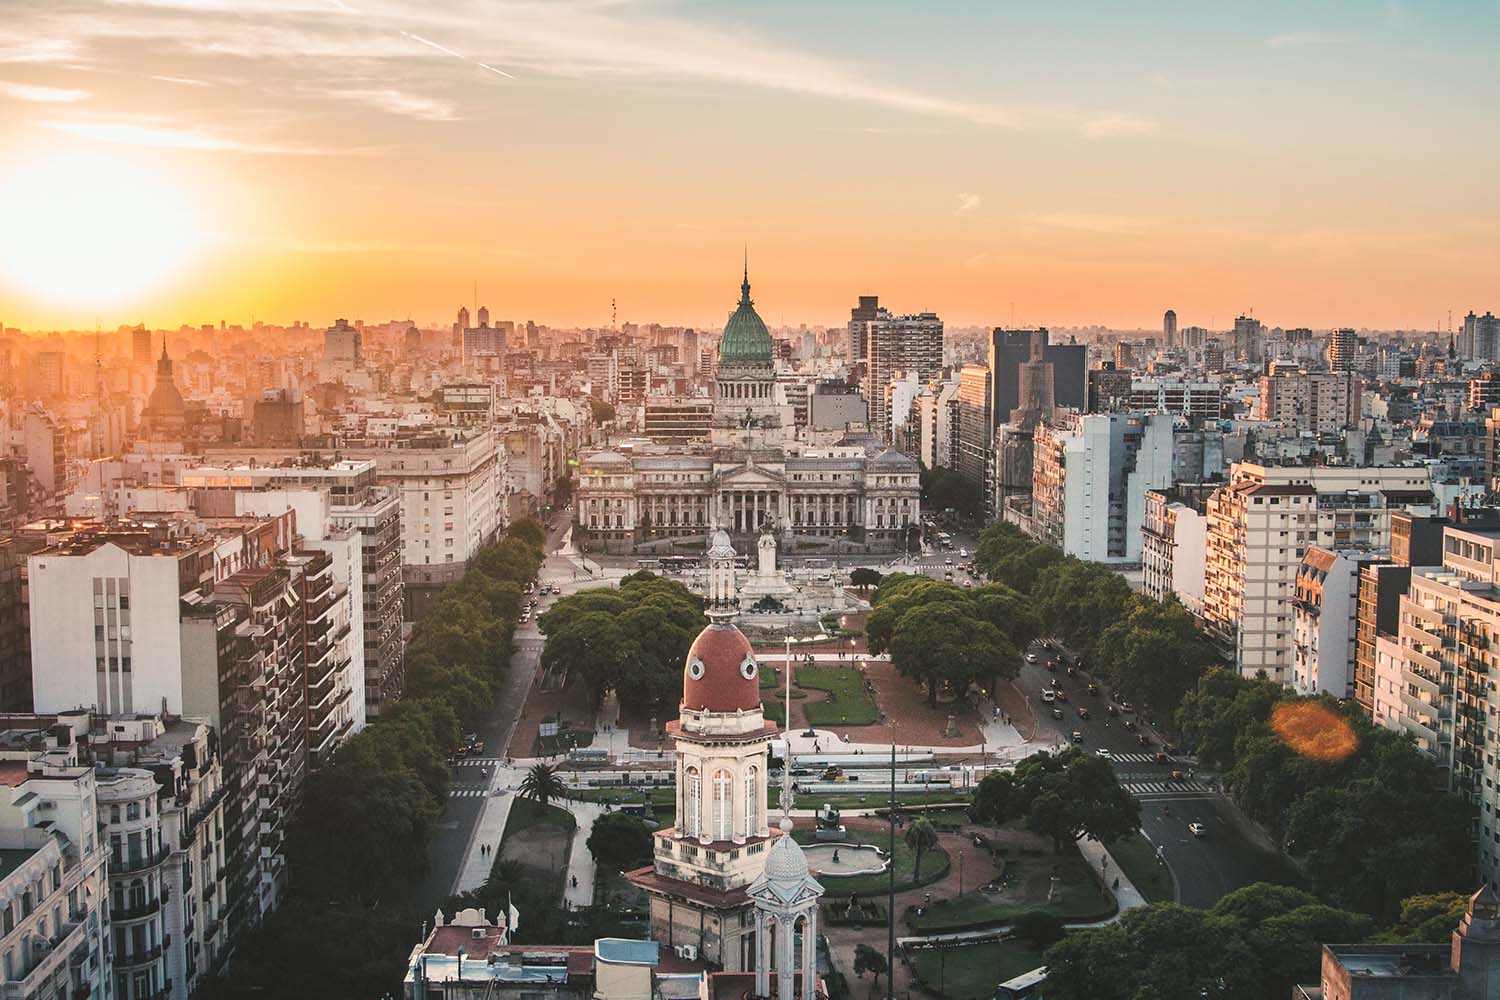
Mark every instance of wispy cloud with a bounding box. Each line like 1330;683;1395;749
1024;212;1155;235
330;88;458;121
1266;31;1343;49
0;38;78;64
44;120;323;154
0;81;89;103
151;74;210;86
0;0;1154;140
953;192;981;217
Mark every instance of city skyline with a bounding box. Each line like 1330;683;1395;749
3;1;1499;330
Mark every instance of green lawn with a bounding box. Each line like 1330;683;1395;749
532;728;594;757
908;940;1045;1000
504;797;578;837
908;857;1114;932
1107;832;1174;903
763;701;786;725
797;666;879;726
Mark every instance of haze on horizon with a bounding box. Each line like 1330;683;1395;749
1;0;1497;332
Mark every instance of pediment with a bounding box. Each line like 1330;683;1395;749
717;466;786;487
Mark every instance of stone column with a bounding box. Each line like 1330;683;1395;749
778;916;796;1000
755;910;770;997
800;911;817;1000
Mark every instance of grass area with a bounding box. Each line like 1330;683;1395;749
908;940;1045;1000
760;666;781;689
908;856;1113;932
532;728;594;757
763;701;786;725
797;666;879;726
1108;832;1174;903
504;797;579;838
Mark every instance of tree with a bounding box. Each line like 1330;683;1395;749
589;398;616;424
505;517;547;551
1096;594;1215;717
889;603;1017;706
587;812;653;871
1012;911;1065;951
999;750;1140;853
904;818;938;878
852;943;888;989
1380;893;1469;942
970;770;1017;824
1031;559;1131;666
520;763;566;810
849;567;883;591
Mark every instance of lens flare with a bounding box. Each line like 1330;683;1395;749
1270;701;1358;762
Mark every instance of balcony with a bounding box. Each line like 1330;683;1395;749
113;846;171;874
0;918;88;999
111;895;163;921
115;943;162;970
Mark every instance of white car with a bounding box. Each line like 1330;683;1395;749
1041;690;1056;703
1025;652;1040;665
1096;749;1112;759
1188;822;1208;838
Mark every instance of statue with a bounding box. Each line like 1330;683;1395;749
758;526;778;579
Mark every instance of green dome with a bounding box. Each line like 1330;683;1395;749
720;268;773;365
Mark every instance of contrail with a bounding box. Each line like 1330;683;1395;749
320;1;517;80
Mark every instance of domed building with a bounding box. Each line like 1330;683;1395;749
627;531;822;980
138;343;187;441
714;264;789;432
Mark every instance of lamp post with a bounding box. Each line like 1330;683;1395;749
957;850;965;896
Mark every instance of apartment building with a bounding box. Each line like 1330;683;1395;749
1201;463;1434;682
0;738;109;1000
1256;365;1362;434
915;378;958;472
1291;547;1380;699
1027;413;1217;565
862;310;943;441
1141;487;1212;614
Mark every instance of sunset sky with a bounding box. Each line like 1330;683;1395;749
1;0;1497;332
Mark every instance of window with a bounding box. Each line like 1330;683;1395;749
713;769;732;841
684;768;701;838
744;766;758;837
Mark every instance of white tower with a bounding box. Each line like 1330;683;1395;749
707;528;739;617
748;787;823;1000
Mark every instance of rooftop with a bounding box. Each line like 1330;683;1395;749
1327;943;1451;978
594;938;659;966
0;847;37;882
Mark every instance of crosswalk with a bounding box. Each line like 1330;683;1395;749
1109;752;1184;764
449;787;490;798
1124;779;1210;796
456;757;504;766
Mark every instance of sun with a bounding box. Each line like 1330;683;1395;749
0;152;203;311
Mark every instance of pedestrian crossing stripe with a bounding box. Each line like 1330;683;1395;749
1125;780;1209;795
449;788;488;797
1109;752;1187;764
458;757;502;765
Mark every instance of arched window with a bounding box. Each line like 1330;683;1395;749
713;769;732;842
744;766;759;837
684;768;701;838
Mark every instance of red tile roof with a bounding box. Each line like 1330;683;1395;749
683;625;761;714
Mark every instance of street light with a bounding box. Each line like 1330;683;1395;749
957;850;965;896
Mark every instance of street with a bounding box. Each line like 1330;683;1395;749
1018;644;1300;907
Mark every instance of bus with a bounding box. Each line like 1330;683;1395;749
994;966;1046;999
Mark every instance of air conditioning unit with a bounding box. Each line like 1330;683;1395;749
471;928;485;941
38;801;55;810
680;945;697;961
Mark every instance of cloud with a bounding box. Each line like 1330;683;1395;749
1266;31;1342;49
0;38;78;64
0;0;1154;140
1024;212;1155;235
151;74;210;86
43;120;323;154
0;81;89;103
953;192;981;217
330;88;459;121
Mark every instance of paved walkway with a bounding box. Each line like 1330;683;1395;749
562;800;606;909
451;789;517;895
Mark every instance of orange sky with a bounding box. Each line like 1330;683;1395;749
1;2;1497;332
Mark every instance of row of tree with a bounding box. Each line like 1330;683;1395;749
537;571;707;716
1176;668;1473;920
200;519;548;999
971;748;1139;852
1043;883;1469;1000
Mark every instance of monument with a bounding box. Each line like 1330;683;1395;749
740;521;798;606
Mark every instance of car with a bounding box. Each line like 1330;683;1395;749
1136;733;1151;746
1106;704;1119;716
1076;707;1090;720
1065;665;1076;676
1164;742;1180;755
1170;770;1186;782
1188;822;1208;838
1041;690;1056;702
1050;677;1062;689
1120;702;1135;713
1087;683;1100;696
1071;731;1084;743
1045;660;1057;672
1154;752;1170;764
1053;689;1068;702
1123;719;1137;731
1096;748;1112;759
1025;652;1039;665
471;740;485;754
959;548;969;558
1051;707;1065;719
945;558;954;566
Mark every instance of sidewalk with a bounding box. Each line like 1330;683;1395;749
451;789;517;895
562;799;605;908
1076;834;1147;915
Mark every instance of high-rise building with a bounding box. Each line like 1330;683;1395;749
132;325;153;365
1291;547;1381;699
1463;311;1500;361
1232;315;1264;364
847;295;879;363
954;364;992;511
1257;365;1362;433
862;309;943;440
1201;463;1433;683
1163;309;1177;348
322;317;363;378
1327;327;1357;371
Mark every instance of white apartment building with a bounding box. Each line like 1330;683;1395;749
1202;463;1434;683
0;740;109;1000
1029;413;1208;564
1290;547;1371;699
1127;377;1222;422
1142;489;1209;613
1256;365;1362;434
915;379;958;471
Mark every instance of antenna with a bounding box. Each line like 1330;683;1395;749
611;298;617;330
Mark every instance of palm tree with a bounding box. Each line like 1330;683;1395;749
905;817;938;879
520;762;565;810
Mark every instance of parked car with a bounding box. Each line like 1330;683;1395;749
1076;707;1091;720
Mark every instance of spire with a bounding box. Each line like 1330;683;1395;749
740;247;752;306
